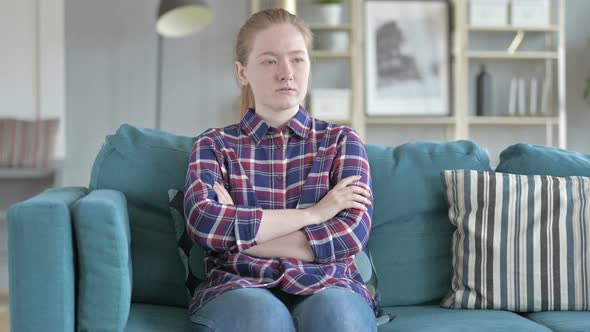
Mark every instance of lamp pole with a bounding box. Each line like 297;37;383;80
155;35;164;130
155;0;211;130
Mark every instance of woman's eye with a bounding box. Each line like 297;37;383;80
293;57;305;63
262;59;276;65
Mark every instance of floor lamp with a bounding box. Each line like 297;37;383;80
155;0;211;130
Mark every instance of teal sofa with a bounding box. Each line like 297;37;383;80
7;124;590;331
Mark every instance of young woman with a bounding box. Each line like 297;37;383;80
184;8;376;332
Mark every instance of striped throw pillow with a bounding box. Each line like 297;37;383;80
441;170;590;312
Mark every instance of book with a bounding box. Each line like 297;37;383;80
529;77;538;115
508;78;517;116
540;77;552;115
518;78;526;116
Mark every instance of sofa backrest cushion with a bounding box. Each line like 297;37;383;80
90;124;195;307
365;141;492;307
496;143;590;177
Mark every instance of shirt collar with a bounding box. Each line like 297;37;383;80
240;105;311;144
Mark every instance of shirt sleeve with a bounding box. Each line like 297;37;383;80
302;129;373;264
183;131;263;253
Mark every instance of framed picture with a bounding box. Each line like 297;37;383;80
365;1;450;116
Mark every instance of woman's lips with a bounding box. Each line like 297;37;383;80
276;87;296;95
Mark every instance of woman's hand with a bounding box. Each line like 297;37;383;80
308;175;371;225
213;182;234;205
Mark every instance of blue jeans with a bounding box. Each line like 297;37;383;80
190;287;377;332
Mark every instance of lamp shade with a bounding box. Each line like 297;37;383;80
156;0;210;38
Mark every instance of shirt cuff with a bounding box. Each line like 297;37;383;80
302;223;334;264
233;206;263;252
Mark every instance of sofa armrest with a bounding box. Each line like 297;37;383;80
7;187;89;332
72;189;132;331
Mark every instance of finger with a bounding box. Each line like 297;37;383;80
213;185;228;204
335;175;362;189
213;183;231;204
216;184;233;204
220;185;235;205
214;183;226;196
351;202;369;211
349;186;371;197
352;193;372;205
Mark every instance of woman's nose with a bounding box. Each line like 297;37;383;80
277;63;293;81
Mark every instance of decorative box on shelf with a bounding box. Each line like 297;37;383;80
0;118;59;169
310;88;351;121
469;0;509;27
511;0;550;27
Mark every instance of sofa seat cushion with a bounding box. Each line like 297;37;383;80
125;303;191;332
524;311;590;332
377;305;551;331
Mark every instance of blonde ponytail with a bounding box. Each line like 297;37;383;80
239;84;256;118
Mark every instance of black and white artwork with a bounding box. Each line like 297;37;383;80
365;1;450;116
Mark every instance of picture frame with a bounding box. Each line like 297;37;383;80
365;1;451;116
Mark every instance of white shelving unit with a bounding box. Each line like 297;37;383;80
467;25;560;32
453;0;567;148
249;0;566;149
0;168;55;180
465;51;559;59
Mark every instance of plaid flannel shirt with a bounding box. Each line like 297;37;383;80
184;107;375;315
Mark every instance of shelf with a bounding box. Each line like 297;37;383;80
467;25;559;32
469;116;559;125
0;168;55;179
320;118;352;124
466;51;558;60
311;51;351;59
366;116;455;125
308;24;352;31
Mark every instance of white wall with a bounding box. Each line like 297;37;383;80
61;0;590;186
564;0;590;155
63;0;246;187
0;0;65;160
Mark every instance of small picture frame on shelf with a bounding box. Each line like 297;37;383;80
365;1;450;116
310;89;351;120
470;0;509;27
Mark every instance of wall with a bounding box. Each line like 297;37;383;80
64;0;246;187
564;0;590;154
62;0;590;186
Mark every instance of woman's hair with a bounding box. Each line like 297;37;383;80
236;8;313;117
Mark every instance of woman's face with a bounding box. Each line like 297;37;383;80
236;24;310;114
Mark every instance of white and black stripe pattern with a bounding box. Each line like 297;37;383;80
441;170;590;312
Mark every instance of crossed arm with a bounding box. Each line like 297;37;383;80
211;179;370;262
184;129;373;264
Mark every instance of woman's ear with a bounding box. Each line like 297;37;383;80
235;61;248;86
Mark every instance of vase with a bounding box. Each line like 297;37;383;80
318;4;343;25
317;4;347;51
